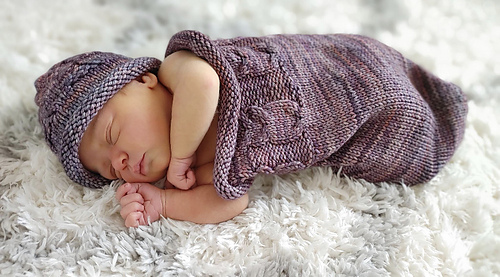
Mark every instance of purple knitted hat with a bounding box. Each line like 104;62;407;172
34;51;162;188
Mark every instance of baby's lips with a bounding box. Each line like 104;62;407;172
133;153;146;175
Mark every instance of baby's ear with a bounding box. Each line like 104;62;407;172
140;72;158;88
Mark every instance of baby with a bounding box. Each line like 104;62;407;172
35;30;467;227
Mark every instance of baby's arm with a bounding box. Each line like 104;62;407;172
158;51;220;190
163;184;248;224
116;182;248;227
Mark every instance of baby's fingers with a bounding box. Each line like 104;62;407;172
124;212;145;228
116;183;148;201
167;168;196;190
116;183;135;201
119;193;144;207
120;201;145;220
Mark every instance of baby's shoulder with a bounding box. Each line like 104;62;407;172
164;50;198;65
162;50;214;75
158;50;219;92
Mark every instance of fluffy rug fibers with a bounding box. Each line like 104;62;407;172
1;0;499;276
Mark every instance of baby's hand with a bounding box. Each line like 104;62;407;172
167;155;196;190
115;183;164;227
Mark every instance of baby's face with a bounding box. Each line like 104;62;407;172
79;73;173;183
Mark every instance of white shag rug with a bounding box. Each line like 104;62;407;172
1;0;499;276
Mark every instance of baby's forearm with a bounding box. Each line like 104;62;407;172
161;185;248;224
160;51;220;160
169;83;218;159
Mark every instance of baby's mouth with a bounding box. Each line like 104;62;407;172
133;154;145;175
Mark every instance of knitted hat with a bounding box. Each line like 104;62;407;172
34;51;162;188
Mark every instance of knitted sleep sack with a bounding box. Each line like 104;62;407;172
165;30;467;200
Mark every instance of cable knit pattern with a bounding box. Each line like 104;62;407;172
165;30;468;200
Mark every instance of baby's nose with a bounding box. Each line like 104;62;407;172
110;149;129;171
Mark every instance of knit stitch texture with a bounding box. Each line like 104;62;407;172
35;52;162;188
165;30;468;200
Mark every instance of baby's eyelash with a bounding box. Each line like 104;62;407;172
106;122;113;145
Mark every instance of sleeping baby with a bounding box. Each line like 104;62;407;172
34;30;467;227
